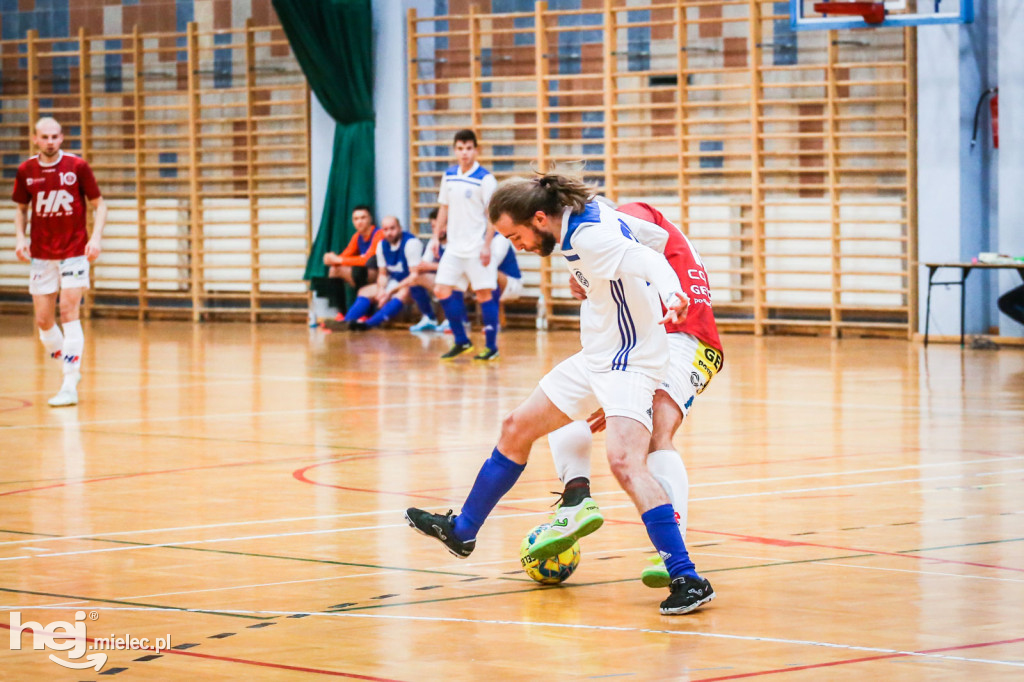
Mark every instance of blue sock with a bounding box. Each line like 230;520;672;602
641;504;699;580
409;286;435;319
453;448;525;541
480;298;499;351
365;298;404;327
440;293;470;345
344;296;373;322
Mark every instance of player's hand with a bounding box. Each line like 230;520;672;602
659;292;690;325
479;244;491;267
14;238;30;263
568;275;587;301
323;252;340;266
432;241;440;260
586;408;607;434
85;238;102;262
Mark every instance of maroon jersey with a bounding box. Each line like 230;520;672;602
617;202;723;355
12;151;101;260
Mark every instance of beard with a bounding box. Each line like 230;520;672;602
532;226;557;257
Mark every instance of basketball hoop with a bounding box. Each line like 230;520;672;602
813;1;886;25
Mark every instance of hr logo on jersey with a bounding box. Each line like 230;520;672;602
35;189;74;216
60;172;77;186
573;270;589;288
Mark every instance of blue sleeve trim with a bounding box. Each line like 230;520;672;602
561;201;602;251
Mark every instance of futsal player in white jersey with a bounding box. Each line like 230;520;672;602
432;129;502;361
406;174;714;615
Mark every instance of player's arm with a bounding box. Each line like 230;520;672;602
616;241;689;324
13;202;30;263
340;232;382;267
374;244;390;304
85;196;107;262
325;233;358;266
479;175;497;266
573;226;688;323
434;172;451;260
433;205;448;260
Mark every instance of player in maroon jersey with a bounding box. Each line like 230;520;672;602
544;200;724;590
13;117;107;407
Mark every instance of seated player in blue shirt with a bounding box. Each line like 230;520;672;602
343;216;437;331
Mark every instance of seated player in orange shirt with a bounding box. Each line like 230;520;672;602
323;205;384;292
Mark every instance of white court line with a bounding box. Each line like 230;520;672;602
117;544;1024;602
0;396;504;431
817;562;1024;584
1;466;1022;559
114;546;660;600
0;378;262;400
2;465;1024;564
2;453;1019;548
0;606;1019;670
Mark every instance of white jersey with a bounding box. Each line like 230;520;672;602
560;201;679;377
437;161;496;258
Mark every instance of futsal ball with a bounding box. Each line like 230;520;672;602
519;523;581;584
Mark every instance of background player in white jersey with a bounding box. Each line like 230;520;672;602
406;174;714;615
544;201;725;589
432;129;502;361
12;117;107;407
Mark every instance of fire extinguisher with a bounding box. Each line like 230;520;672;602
971;87;998;150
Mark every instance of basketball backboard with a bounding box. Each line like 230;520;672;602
790;0;974;31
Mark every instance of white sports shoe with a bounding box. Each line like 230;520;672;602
409;315;438;332
48;376;80;408
436;319;451;333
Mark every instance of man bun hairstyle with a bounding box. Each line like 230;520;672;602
488;172;592;225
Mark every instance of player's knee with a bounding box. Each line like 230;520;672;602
58;298;80;322
500;410;536;449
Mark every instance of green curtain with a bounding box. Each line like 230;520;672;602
272;0;375;290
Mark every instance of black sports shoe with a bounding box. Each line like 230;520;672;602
440;343;474;360
472;347;500;362
348;320;369;331
660;576;715;615
404;508;476;558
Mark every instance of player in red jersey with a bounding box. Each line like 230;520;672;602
13;117;107;407
542;200;724;590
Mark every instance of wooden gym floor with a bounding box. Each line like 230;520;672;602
0;314;1022;680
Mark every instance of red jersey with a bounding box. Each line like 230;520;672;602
12;151;101;260
617;202;723;355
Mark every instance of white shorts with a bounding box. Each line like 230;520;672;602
539;351;659;432
435;251;497;292
501;276;523;302
658;333;723;418
29;256;90;296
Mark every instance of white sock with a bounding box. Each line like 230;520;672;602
39;325;64;360
548;420;593;484
647;449;689;539
61;319;84;381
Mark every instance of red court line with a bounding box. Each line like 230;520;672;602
696;635;1024;680
0;623;403;680
0;451;389;498
687;527;1024;573
293;462;567;518
0;398;32;413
